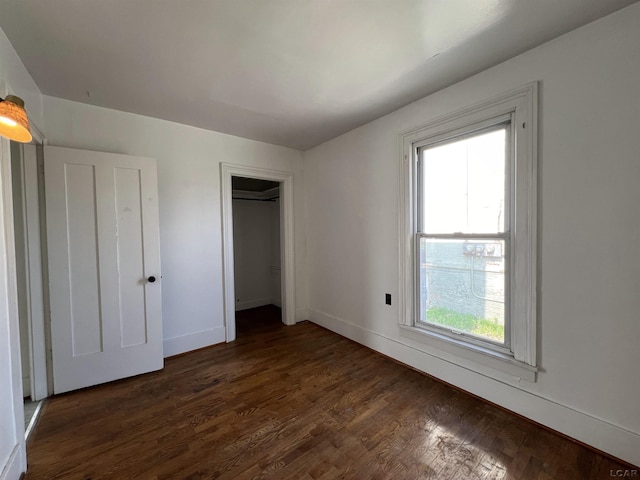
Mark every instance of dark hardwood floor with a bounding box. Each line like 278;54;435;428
26;305;632;479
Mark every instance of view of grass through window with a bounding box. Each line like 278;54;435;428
426;307;504;342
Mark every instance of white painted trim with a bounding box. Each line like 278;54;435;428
163;327;226;358
398;325;536;381
3;99;49;404
235;297;273;311
220;163;296;343
13;144;32;400
309;308;640;467
19;144;48;401
21;375;30;398
1;77;27;478
0;124;26;478
0;445;22;480
232;186;279;201
398;82;538;370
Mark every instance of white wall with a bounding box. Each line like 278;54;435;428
43;96;305;357
232;198;281;310
303;3;640;467
0;28;43;133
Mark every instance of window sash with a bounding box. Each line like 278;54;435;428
411;113;512;152
413;118;513;352
416;119;512;236
414;232;512;352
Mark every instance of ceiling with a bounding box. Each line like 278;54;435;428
1;0;637;150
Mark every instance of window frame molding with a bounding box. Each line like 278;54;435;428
398;83;538;380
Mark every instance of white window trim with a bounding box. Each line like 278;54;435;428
398;83;538;381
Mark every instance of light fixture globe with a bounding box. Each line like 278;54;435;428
0;95;32;143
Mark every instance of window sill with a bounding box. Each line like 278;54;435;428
399;325;537;382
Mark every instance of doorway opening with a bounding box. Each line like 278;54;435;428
231;177;283;336
9;139;49;438
220;163;296;342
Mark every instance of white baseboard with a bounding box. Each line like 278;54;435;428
0;443;24;480
235;298;272;311
163;327;225;358
309;308;640;468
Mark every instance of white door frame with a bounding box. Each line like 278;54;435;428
220;163;295;342
0;135;24;480
13;138;49;402
0;78;46;479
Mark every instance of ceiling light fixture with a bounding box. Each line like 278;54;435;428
0;95;32;143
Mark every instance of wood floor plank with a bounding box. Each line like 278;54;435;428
25;305;634;479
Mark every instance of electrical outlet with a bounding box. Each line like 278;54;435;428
385;293;392;305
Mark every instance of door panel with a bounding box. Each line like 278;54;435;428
45;146;163;394
65;163;102;356
114;168;147;348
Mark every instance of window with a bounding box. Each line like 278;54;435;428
400;84;537;380
417;122;510;349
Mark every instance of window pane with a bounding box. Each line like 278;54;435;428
420;127;507;234
418;238;505;344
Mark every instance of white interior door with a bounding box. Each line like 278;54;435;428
45;146;163;394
